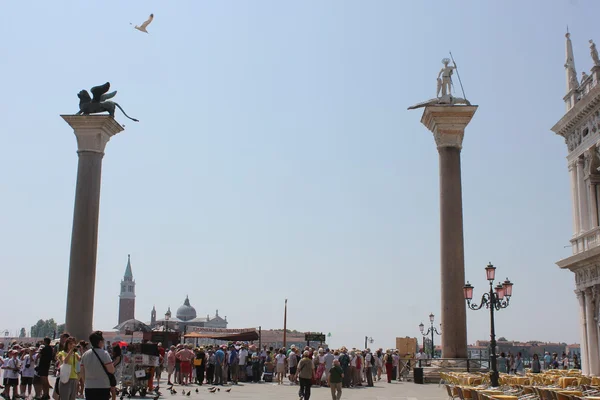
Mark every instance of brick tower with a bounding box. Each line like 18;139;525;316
118;255;136;324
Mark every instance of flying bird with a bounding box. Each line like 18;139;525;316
132;13;154;33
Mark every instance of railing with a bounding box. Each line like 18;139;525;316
416;358;490;372
571;227;600;254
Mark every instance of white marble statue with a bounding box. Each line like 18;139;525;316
591;40;600;66
407;57;471;110
437;58;456;97
582;71;589;84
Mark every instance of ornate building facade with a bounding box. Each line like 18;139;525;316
552;32;600;375
118;255;136;324
147;296;228;331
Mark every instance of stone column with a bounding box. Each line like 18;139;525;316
421;105;478;359
590;183;599;229
585;286;600;375
61;115;124;341
576;290;590;375
578;158;590;232
569;162;581;235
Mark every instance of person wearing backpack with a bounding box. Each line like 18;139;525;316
364;349;374;387
384;350;394;383
338;349;350;388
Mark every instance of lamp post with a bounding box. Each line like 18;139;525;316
364;336;374;349
464;262;513;388
419;313;442;358
165;309;171;347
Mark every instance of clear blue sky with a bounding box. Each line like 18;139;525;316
0;0;595;349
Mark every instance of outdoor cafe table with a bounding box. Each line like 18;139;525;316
492;396;518;400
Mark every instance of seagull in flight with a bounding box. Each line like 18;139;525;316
132;13;154;33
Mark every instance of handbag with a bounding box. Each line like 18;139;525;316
59;363;72;384
92;349;117;387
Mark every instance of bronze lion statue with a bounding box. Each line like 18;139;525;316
76;82;139;122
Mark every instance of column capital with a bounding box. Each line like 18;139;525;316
569;161;578;171
61;115;124;154
420;105;478;150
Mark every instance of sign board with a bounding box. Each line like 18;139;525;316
305;333;326;342
395;337;418;357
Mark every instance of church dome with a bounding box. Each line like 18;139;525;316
176;296;197;322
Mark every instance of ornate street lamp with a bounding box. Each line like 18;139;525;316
419;313;442;358
165;308;171;347
464;262;513;388
364;336;374;349
174;322;180;345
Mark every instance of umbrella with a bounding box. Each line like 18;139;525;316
113;319;152;333
113;341;129;347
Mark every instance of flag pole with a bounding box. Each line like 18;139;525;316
283;299;288;348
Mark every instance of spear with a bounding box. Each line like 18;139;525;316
449;51;467;100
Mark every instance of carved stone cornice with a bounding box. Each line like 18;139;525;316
552;85;600;139
420;105;478;150
61;115;124;154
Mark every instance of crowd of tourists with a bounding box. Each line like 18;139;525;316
0;333;417;400
0;332;120;400
495;351;580;375
160;343;417;400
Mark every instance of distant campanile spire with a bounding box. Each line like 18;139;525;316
118;254;136;324
565;31;579;93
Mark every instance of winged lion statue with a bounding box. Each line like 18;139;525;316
76;82;139;122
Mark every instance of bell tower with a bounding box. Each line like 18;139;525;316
151;305;156;326
118;255;136;324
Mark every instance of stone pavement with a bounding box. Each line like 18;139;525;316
171;381;447;400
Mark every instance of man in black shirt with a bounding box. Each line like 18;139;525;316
37;338;54;400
